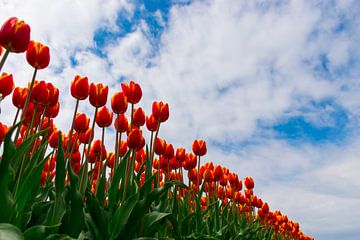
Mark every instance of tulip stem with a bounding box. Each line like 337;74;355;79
0;49;10;72
197;156;201;199
95;127;105;195
130;103;134;130
65;99;79;161
114;114;120;172
12;108;20;126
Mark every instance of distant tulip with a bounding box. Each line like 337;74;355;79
121;81;142;104
111;91;127;114
44;102;60;118
12;87;28;109
0;17;31;53
127;128;142;150
74;113;90;133
183;152;197;170
114;114;128;133
95;106;113;128
175;148;186;163
0;72;14;98
31;80;48;104
213;165;223;181
0;122;8;144
192;139;207;156
46;83;59;107
164;143;174;160
89;83;108;108
71;75;89;100
146;114;158;132
132;107;145;127
79;128;93;144
48;130;63;148
152;101;169;123
26;41;50;69
244;177;254;190
154;138;166;156
119;140;128;157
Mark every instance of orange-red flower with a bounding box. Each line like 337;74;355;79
46;83;59;107
79;128;93;144
213;165;223;181
164;143;174;160
154;137;166;156
133;107;145;127
244;177;254;190
26;40;50;69
183;152;197;170
114;114;128;132
96;106;113;128
12;86;28;109
0;17;31;53
71;75;89;100
74;113;90;133
127;128;143;150
152;101;169;123
89;83;108;108
44;102;60;118
175;148;186;163
0;72;14;98
111;91;127;114
48;130;63;148
146;114;158;132
121;81;142;104
192;139;207;156
0;122;8;144
31;80;49;104
119;140;128;157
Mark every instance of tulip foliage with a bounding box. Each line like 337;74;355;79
0;17;314;240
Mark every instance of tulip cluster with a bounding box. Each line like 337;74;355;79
0;17;314;240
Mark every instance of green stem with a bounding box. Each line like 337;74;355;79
0;49;10;72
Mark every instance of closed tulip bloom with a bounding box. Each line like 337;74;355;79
12;87;28;109
111;91;127;114
154;137;166;156
48;130;63;148
0;72;14;98
133;107;145;127
114;113;128;132
127;128;142;149
71;75;89;100
192;139;207;156
146;114;158;132
183;152;197;170
262;202;269;214
119;140;128;157
31;80;49;104
79;128;93;144
164;143;174;160
244;177;254;190
26;41;50;69
175;148;186;163
228;173;238;186
44;102;60;118
107;152;115;168
89;83;108;108
0;122;8;144
213;165;223;181
74;113;90;133
46;83;59;107
0;17;31;53
152;101;169;123
121;81;142;104
96;106;113;128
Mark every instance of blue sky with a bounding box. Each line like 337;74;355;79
1;0;360;239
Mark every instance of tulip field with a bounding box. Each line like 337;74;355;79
0;17;314;239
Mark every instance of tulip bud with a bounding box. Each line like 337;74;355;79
79;128;93;144
31;80;49;104
127;128;142;150
114;113;128;133
146;114;158;132
175;148;186;163
111;91;127;114
12;86;28;109
74;113;90;133
154;137;166;156
95;106;113;128
46;83;59;107
121;81;142;104
44;102;60;118
132;107;145;127
0;17;31;53
26;41;50;69
164;143;174;160
89;83;108;108
0;72;14;98
244;177;254;190
192;139;207;156
152;101;169;123
71;75;89;100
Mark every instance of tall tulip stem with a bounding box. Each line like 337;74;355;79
65;99;79;160
0;49;10;72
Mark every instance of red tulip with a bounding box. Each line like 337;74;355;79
262;202;269;214
146;114;158;132
74;113;90;133
0;122;8;144
127;128;143;150
48;130;63;148
46;83;59;106
154;137;166;156
244;177;254;190
79;128;93;144
175;148;186;163
44;102;60;118
119;140;128;157
213;165;223;181
164;143;174;160
95;106;113;128
192;139;207;156
0;72;14;98
26;41;50;69
31;80;49;104
121;81;142;104
107;152;115;168
89;83;108;108
152;101;169;123
183;152;197;170
114;114;128;132
71;75;89;100
0;17;31;53
111;91;127;114
12;86;28;109
132;107;145;127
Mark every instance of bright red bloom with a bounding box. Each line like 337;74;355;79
0;122;8;144
44;102;60;118
183;152;197;170
262;202;269;214
121;81;142;104
31;80;49;104
46;83;59;107
152;101;169;123
12;86;28;109
96;106;113;128
111;91;127;114
164;143;174;160
70;75;89;100
0;17;30;53
78;128;93;144
114;114;128;132
74;113;90;133
244;177;254;190
213;165;223;181
48;130;63;148
192;139;207;156
89;83;108;108
146;114;158;132
228;173;238;186
203;169;214;183
127;128;143;150
132;107;145;127
154;137;166;156
175;148;186;163
107;152;115;168
0;72;14;98
119;140;128;157
26;41;50;69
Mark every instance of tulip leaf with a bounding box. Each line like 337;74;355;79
23;224;60;240
55;134;65;195
108;153;127;210
0;223;24;240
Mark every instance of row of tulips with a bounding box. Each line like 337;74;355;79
0;17;314;240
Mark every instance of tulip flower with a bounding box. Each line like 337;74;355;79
127;128;143;150
71;75;89;100
46;83;59;107
164;143;174;160
44;102;60;118
111;91;127;114
26;41;50;69
0;17;31;53
192;139;207;156
175;148;186;163
121;81;142;104
0;72;14;98
146;114;158;132
0;122;8;145
132;107;145;127
152;101;169;123
244;177;254;190
74;113;90;133
31;80;49;104
89;83;108;108
95;106;113;128
154;138;166;156
78;128;93;145
48;130;63;148
114;114;128;133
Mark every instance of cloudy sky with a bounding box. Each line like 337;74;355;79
1;0;360;239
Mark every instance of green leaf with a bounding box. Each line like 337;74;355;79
108;155;127;210
55;135;65;195
44;234;76;240
0;223;24;240
86;191;108;240
96;161;107;206
24;224;60;240
142;212;173;237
